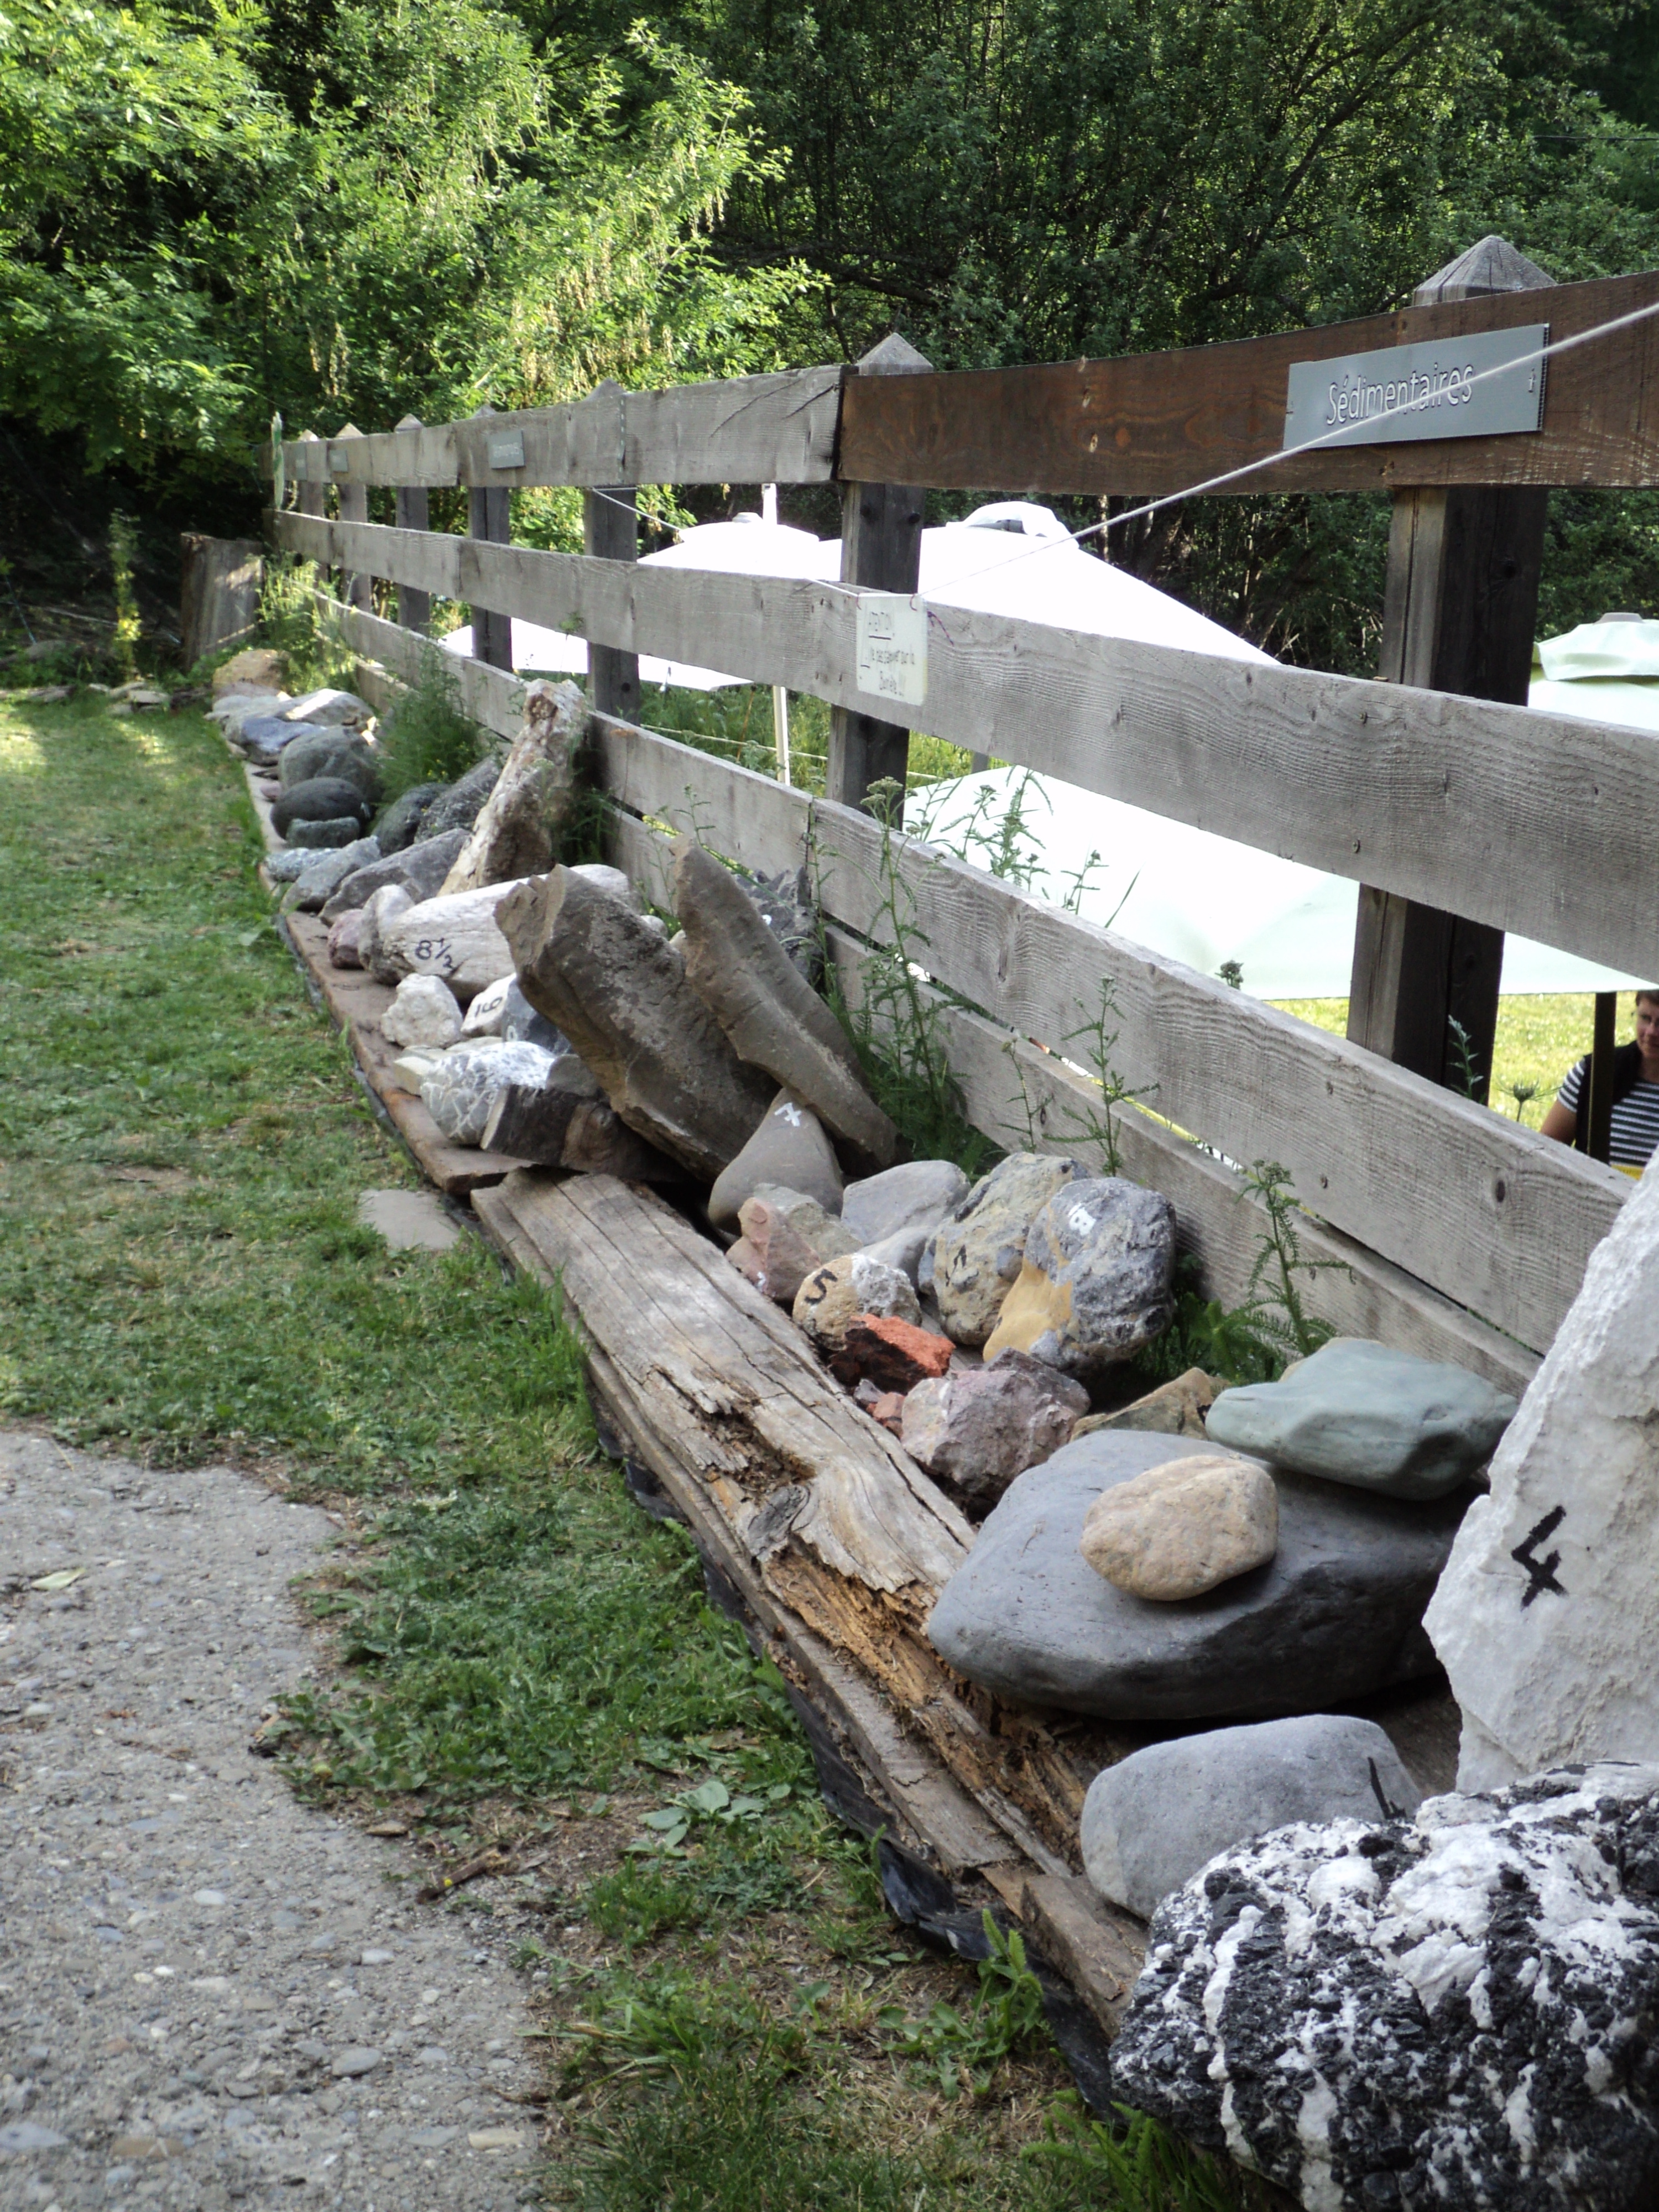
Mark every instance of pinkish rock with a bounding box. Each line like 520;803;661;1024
900;1350;1090;1510
327;907;365;969
731;1186;855;1305
828;1314;955;1394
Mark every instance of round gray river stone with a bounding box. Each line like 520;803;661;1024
375;780;448;853
1204;1335;1517;1499
925;1428;1472;1721
1079;1713;1423;1919
270;776;373;835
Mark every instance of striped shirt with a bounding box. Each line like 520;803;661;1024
1557;1058;1659;1167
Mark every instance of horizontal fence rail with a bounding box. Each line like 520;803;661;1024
841;270;1659;495
269;368;843;491
307;593;1618;1359
278;509;1659;984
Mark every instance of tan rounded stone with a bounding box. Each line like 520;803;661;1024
791;1251;921;1352
1078;1454;1278;1601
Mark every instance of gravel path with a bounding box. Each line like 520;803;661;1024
1;1430;541;2211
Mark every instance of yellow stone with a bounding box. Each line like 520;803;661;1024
1079;1453;1278;1601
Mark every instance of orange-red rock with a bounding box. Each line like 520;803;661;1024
829;1313;954;1394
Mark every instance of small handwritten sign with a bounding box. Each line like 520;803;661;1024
488;432;526;472
1282;324;1548;452
855;594;927;706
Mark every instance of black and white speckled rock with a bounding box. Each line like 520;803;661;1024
1112;1762;1659;2211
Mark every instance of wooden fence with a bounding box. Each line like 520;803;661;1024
264;252;1659;1392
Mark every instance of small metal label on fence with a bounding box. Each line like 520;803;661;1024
855;593;928;706
327;444;352;474
488;433;526;471
1282;324;1548;451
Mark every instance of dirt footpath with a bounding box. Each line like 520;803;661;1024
0;1431;541;2211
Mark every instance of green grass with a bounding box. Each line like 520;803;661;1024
1272;992;1638;1127
0;686;1257;2212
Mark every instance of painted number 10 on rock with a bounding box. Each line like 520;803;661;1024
855;594;928;707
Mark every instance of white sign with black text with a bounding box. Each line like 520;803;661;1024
855;593;928;707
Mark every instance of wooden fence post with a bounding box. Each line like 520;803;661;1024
332;423;372;611
393;414;431;635
468;405;514;672
295;430;325;519
1345;236;1555;1103
583;463;640;722
828;334;933;820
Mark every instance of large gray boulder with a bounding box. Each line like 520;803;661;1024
319;830;468;922
672;838;897;1171
271;776;373;837
1207;1336;1517;1500
925;1428;1469;1720
930;1152;1089;1345
413;757;500;843
983;1175;1176;1375
1079;1714;1423;1919
1112;1762;1659;2211
498;865;774;1183
276;727;381;802
375;781;447;853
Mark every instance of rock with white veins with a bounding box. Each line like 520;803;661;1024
420;1040;556;1145
672;836;897;1170
1111;1762;1659;2212
497;864;773;1182
1426;1159;1659;1789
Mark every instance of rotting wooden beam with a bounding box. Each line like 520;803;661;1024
474;1168;1113;1868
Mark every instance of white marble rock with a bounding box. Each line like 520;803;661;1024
378;880;531;995
381;974;462;1050
1426;1158;1659;1790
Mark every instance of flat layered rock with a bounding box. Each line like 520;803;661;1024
440;679;585;895
926;1430;1470;1720
673;837;896;1170
499;865;773;1182
1207;1335;1516;1500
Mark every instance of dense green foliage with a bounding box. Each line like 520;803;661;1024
7;0;1659;661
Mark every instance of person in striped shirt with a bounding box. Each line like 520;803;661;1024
1541;990;1659;1172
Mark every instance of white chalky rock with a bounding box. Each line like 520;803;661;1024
379;880;531;995
381;974;462;1050
420;1040;556;1146
390;1048;446;1095
1425;1157;1659;1790
460;973;513;1038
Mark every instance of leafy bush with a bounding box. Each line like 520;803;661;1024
373;645;489;800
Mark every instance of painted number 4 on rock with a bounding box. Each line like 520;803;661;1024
855;594;928;707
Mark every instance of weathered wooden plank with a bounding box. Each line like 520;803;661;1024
485;1169;1093;1865
274;509;1659;986
592;721;1620;1353
839;269;1659;495
312;593;523;743
283;914;529;1196
272;367;844;489
1020;1875;1145;2034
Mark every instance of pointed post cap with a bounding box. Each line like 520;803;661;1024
1415;236;1554;306
857;332;933;374
394;413;424;431
296;427;320;440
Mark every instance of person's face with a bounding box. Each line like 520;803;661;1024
1637;997;1659;1060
